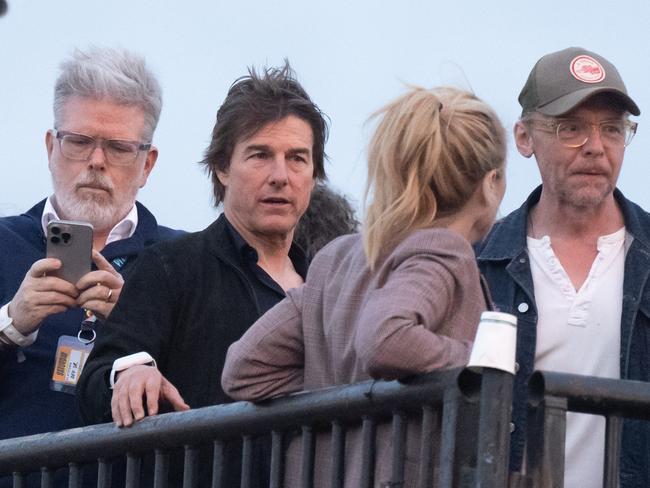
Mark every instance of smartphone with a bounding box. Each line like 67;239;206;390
46;220;93;284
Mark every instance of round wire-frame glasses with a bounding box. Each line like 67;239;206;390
525;118;638;148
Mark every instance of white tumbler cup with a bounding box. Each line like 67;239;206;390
467;311;518;374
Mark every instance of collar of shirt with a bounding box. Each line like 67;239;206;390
223;216;308;280
41;197;139;246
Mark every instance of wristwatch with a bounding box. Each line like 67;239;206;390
109;351;157;387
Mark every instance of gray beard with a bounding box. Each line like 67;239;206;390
53;191;131;233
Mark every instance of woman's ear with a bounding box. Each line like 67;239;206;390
514;120;534;158
482;169;498;205
481;168;505;208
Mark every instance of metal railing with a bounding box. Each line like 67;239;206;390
0;367;513;488
3;368;649;487
522;370;650;488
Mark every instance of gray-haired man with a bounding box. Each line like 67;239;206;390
0;47;182;447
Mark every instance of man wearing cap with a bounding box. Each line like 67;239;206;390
476;47;648;487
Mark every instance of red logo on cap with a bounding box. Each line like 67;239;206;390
570;55;606;83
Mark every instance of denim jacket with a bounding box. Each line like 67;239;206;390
476;185;650;487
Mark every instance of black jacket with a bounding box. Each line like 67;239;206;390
77;213;273;418
77;214;281;486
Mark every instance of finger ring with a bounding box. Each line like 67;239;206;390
106;288;113;302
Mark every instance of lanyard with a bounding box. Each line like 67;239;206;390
77;256;128;344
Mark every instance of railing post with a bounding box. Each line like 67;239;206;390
97;458;112;488
68;462;81;488
329;422;345;488
359;417;376;488
389;411;407;485
211;440;226;488
299;425;315;488
474;368;514;488
455;367;514;488
153;449;169;488
182;445;199;488
436;385;480;488
270;431;284;488
125;453;141;488
12;472;25;488
419;404;437;488
526;394;567;488
603;415;622;488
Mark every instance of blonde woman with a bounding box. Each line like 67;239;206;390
222;86;507;486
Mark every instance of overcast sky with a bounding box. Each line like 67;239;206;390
2;1;649;231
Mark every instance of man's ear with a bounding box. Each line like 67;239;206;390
514;120;534;158
45;130;55;165
138;146;158;188
216;168;229;188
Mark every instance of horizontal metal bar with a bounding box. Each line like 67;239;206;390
0;368;462;474
529;370;650;419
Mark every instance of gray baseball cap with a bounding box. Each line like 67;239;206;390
518;47;640;116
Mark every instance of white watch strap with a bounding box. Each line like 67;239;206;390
0;302;38;347
109;351;157;388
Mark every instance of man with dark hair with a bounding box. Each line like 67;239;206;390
476;47;648;487
202;64;328;205
294;183;359;260
77;62;328;485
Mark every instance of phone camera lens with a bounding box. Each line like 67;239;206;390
50;236;60;244
51;226;61;235
62;232;71;243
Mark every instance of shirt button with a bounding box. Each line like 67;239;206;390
514;362;520;373
510;422;516;433
518;302;529;313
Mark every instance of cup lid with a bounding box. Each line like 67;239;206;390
480;311;517;327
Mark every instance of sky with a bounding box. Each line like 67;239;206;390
1;1;650;231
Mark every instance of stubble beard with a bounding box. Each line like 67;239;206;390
557;179;614;210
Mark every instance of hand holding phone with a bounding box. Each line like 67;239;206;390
7;221;92;334
75;250;125;321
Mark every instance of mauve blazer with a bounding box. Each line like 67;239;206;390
222;228;486;487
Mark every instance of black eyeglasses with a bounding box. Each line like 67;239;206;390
525;118;638;148
53;130;152;166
